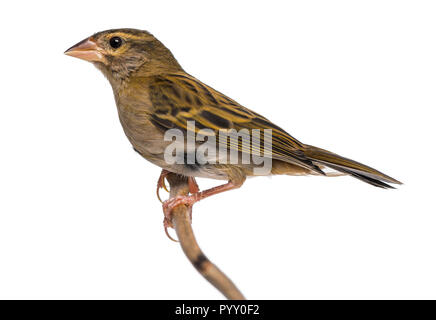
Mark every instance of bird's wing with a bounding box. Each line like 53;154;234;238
147;73;324;174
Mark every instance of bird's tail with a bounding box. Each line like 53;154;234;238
304;145;402;189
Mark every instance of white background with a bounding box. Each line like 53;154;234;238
0;0;435;299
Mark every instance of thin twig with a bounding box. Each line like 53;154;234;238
165;173;245;300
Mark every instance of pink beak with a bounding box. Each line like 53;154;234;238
64;37;106;63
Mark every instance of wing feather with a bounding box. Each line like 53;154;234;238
148;73;324;174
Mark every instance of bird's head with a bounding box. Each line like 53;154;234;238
65;28;182;87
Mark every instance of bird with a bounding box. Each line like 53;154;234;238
65;28;401;238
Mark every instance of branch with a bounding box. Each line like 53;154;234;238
165;173;245;300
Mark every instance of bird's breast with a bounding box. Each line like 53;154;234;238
115;91;168;156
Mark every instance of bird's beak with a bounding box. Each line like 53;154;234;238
64;37;106;63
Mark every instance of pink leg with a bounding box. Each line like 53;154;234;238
162;180;242;226
188;176;199;194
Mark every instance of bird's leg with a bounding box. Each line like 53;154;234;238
187;177;200;221
156;169;171;203
188;176;200;194
162;180;242;226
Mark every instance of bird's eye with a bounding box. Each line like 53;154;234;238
109;36;123;49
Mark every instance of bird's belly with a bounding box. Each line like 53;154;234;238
116;114;222;179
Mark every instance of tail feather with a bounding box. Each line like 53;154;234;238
304;145;401;189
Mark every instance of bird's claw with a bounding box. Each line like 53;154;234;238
162;195;198;241
163;217;178;242
156;170;171;203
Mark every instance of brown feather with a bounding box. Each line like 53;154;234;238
66;28;401;188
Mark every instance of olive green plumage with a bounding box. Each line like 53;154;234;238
65;28;401;189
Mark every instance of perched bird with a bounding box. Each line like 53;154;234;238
65;28;401;237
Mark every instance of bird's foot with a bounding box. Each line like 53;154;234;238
162;194;200;241
163;194;199;218
159;174;200;241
